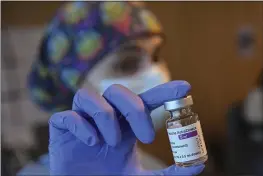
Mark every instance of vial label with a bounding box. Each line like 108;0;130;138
167;121;207;163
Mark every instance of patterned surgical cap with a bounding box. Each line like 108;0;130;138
27;1;164;112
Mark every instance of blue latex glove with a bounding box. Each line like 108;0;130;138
49;81;205;175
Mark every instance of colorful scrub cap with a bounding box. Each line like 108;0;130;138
27;1;164;112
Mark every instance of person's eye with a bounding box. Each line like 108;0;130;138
152;55;160;62
114;55;143;75
152;47;161;63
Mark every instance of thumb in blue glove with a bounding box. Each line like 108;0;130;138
49;81;205;175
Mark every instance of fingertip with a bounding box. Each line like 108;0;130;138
72;88;89;109
139;80;192;111
134;113;156;144
172;80;191;87
153;80;191;90
49;111;68;129
166;80;191;95
139;133;155;144
138;125;155;144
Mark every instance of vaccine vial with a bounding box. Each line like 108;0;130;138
164;95;208;167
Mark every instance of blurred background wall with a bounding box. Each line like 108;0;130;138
2;1;263;175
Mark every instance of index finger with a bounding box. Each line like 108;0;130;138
139;81;191;111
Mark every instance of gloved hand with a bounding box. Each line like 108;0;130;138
49;81;205;175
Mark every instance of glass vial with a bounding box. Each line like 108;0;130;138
164;95;208;167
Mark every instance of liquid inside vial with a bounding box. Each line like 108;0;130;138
165;96;208;167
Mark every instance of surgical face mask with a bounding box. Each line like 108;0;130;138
99;63;170;94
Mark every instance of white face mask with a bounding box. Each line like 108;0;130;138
99;63;170;94
82;61;171;130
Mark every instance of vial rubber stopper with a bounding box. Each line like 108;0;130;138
164;95;193;111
